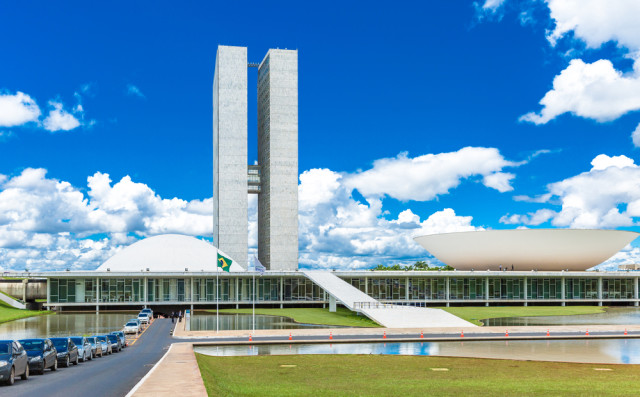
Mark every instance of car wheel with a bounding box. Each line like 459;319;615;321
100;351;103;357
51;359;57;371
21;365;29;380
64;356;70;368
74;354;79;365
5;366;14;385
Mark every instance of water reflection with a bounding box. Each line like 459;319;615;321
195;339;640;364
190;314;343;331
0;313;136;339
483;307;640;326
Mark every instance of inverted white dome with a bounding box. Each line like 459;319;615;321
414;229;639;271
96;234;244;272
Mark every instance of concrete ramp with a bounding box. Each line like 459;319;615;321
0;292;26;309
302;271;376;311
360;306;476;328
303;271;475;328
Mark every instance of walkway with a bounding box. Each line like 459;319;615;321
303;270;475;328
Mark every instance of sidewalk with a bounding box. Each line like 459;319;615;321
173;318;640;340
129;342;207;397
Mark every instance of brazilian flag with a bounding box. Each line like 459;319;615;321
217;252;232;272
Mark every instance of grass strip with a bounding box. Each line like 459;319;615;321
442;306;607;326
0;300;52;324
196;354;640;397
205;307;380;327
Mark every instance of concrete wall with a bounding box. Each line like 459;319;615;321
257;49;299;270
213;45;248;268
0;280;47;301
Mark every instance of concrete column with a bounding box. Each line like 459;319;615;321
22;279;27;303
405;277;410;301
143;277;148;307
523;277;528;307
190;277;194;303
634;277;639;307
329;295;336;312
598;277;603;306
561;277;566;307
445;277;450;307
46;277;51;310
365;277;368;295
96;277;99;313
485;277;490;307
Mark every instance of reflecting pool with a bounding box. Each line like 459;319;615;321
190;314;344;331
0;312;136;339
483;307;640;326
195;339;640;364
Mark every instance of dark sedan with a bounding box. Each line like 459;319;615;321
0;340;29;386
49;338;79;367
18;339;57;374
106;334;122;353
110;331;127;348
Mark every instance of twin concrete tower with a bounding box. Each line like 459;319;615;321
213;45;299;270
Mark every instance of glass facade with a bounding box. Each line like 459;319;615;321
47;275;640;305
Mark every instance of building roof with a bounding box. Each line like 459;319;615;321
414;229;639;271
96;234;245;272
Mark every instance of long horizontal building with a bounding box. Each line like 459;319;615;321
7;231;640;311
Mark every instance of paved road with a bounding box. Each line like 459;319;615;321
5;319;174;397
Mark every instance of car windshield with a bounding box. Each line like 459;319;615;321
0;343;10;354
138;313;148;317
95;336;106;342
51;339;68;350
126;322;137;326
70;337;84;345
142;309;151;313
107;335;117;342
20;340;43;351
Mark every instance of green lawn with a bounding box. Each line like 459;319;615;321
205;307;380;327
442;306;607;326
196;354;640;397
0;301;51;324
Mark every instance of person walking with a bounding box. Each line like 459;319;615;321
171;311;175;323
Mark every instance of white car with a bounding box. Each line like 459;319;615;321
123;321;139;334
137;313;150;324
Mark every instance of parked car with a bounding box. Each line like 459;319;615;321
50;338;79;367
86;337;103;358
0;340;29;385
18;338;57;374
128;318;141;327
123;321;139;335
94;336;112;355
140;308;153;318
70;337;93;362
106;334;122;353
111;331;127;347
138;312;150;324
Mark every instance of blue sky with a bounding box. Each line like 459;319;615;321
2;0;640;271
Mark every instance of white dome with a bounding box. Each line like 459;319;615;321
96;234;245;272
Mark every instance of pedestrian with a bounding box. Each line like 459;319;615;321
171;311;175;323
499;265;502;271
178;310;183;322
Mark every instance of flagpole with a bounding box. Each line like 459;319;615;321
216;258;219;333
252;264;255;333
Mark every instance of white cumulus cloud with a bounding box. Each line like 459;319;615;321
43;101;81;132
0;91;41;127
345;147;519;201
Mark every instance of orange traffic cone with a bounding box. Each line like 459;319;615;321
420;331;424;339
460;330;464;338
546;329;550;337
505;330;509;337
624;329;628;336
329;332;333;340
383;331;387;339
289;332;293;341
249;334;252;342
586;329;589;336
